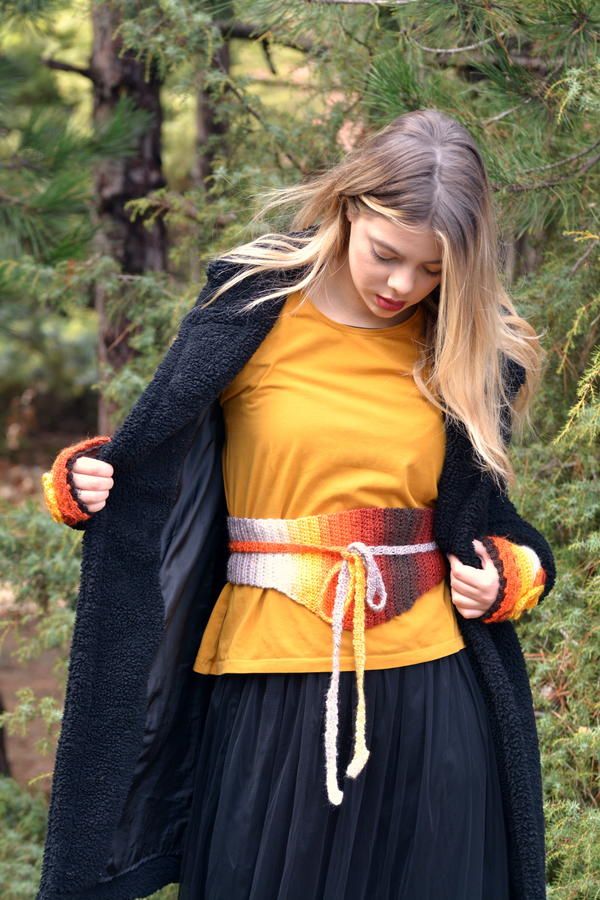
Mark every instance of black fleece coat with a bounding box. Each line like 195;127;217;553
36;254;556;900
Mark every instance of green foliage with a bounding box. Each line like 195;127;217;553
0;776;47;900
557;343;600;447
0;93;152;262
114;1;218;82
0;498;80;696
545;801;600;898
549;232;600;450
509;240;600;895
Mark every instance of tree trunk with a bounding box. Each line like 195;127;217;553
90;1;167;434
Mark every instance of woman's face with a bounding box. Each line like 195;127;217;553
345;209;443;322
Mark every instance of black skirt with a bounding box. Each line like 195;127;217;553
178;648;510;900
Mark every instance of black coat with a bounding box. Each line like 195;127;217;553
37;256;556;900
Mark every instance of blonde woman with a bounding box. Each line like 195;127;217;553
39;109;554;900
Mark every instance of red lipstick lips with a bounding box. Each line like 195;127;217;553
375;294;407;311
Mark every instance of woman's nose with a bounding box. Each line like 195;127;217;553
387;266;415;295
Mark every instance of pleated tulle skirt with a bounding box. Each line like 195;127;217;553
178;648;510;900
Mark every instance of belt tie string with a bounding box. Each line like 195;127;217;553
323;541;388;805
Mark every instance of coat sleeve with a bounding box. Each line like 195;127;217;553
39;260;227;530
477;353;556;623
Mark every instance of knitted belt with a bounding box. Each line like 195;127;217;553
226;505;447;806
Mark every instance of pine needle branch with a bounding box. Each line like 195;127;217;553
503;153;600;193
569;238;600;276
408;34;501;54
215;20;315;53
520;138;600;175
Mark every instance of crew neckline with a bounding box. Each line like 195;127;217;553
293;291;422;336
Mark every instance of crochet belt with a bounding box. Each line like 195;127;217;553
226;505;447;806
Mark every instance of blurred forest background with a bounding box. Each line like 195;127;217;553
0;0;598;897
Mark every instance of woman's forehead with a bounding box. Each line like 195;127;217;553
359;214;442;258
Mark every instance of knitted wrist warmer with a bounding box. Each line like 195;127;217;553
41;435;112;528
480;535;547;623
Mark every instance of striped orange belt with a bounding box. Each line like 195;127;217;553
226;506;447;807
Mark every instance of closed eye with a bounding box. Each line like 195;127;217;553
369;246;441;276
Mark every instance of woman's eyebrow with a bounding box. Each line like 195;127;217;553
372;238;442;264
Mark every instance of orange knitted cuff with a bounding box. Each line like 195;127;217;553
480;535;547;623
41;435;112;528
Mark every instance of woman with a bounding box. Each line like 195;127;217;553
39;109;555;900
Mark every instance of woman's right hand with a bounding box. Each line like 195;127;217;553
71;456;115;514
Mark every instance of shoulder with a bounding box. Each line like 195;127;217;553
197;229;315;321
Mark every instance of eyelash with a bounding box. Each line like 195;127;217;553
370;247;440;277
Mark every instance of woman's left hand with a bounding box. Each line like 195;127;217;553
446;539;500;619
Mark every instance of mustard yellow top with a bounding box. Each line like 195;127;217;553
193;290;466;675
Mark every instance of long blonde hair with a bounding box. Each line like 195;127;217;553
200;108;545;490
